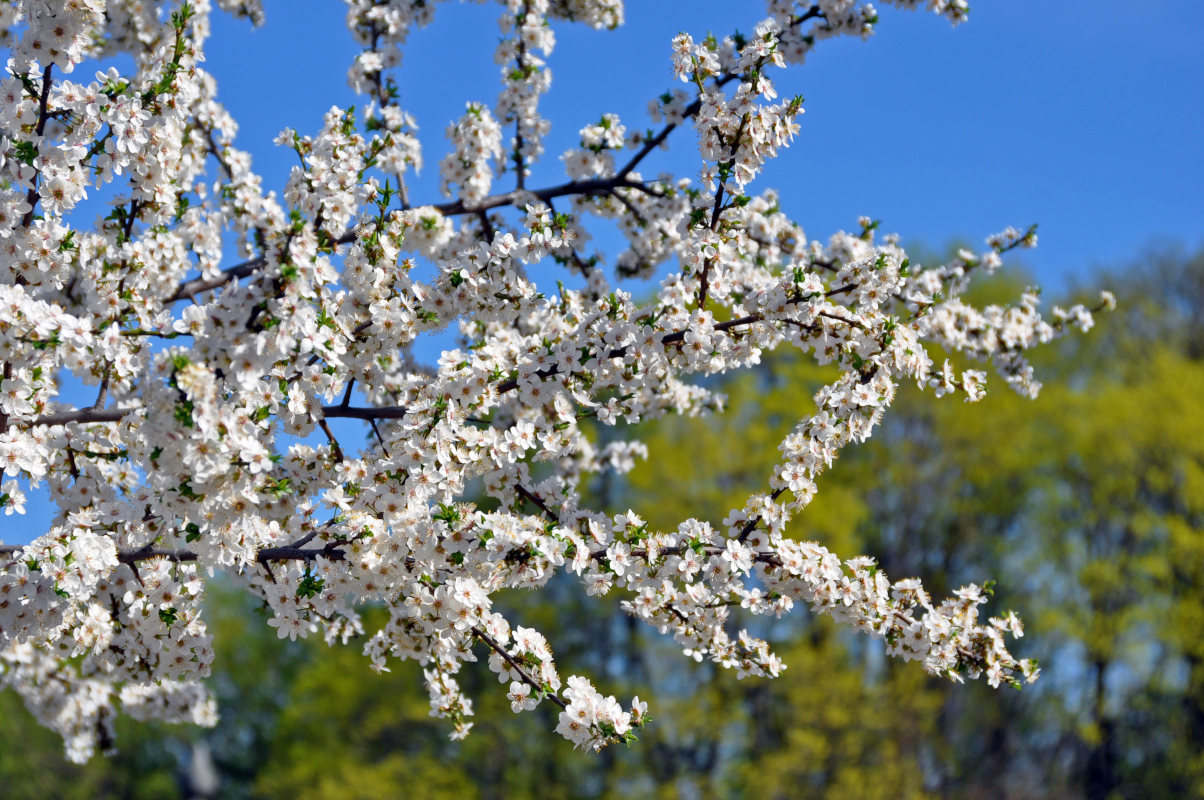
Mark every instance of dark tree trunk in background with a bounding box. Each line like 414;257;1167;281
1084;660;1117;800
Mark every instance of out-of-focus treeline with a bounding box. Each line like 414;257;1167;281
2;246;1201;800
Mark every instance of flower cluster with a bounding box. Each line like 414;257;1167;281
0;0;1108;763
673;24;803;192
440;103;504;205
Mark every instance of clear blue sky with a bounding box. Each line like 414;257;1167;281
208;0;1204;291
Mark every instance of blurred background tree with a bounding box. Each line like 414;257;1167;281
2;245;1200;799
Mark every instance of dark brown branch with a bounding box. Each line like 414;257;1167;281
119;546;197;564
513;121;527;191
515;484;558;519
199;123;235;180
0;544;200;564
32;408;131;427
735;487;787;544
369;418;390;454
510;4;531;190
430;174;655;218
322;404;407;421
167;255;266;303
605;188;648;226
791;5;824;28
476;209;496;241
0;362;11;434
471;625;568;710
397;173;412;210
256;542;348;563
20;65;54;228
614;72;740;180
0;541;348;565
317;417;345;462
92;367;111;410
27;397;412;430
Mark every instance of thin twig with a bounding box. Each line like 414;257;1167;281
471;625;568;710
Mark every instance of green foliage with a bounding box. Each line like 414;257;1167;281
0;691;176;799
729;625;941;800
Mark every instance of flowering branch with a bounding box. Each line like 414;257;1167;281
0;0;1102;764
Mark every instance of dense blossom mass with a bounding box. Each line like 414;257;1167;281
0;0;1110;762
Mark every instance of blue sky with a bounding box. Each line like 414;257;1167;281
208;0;1204;291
